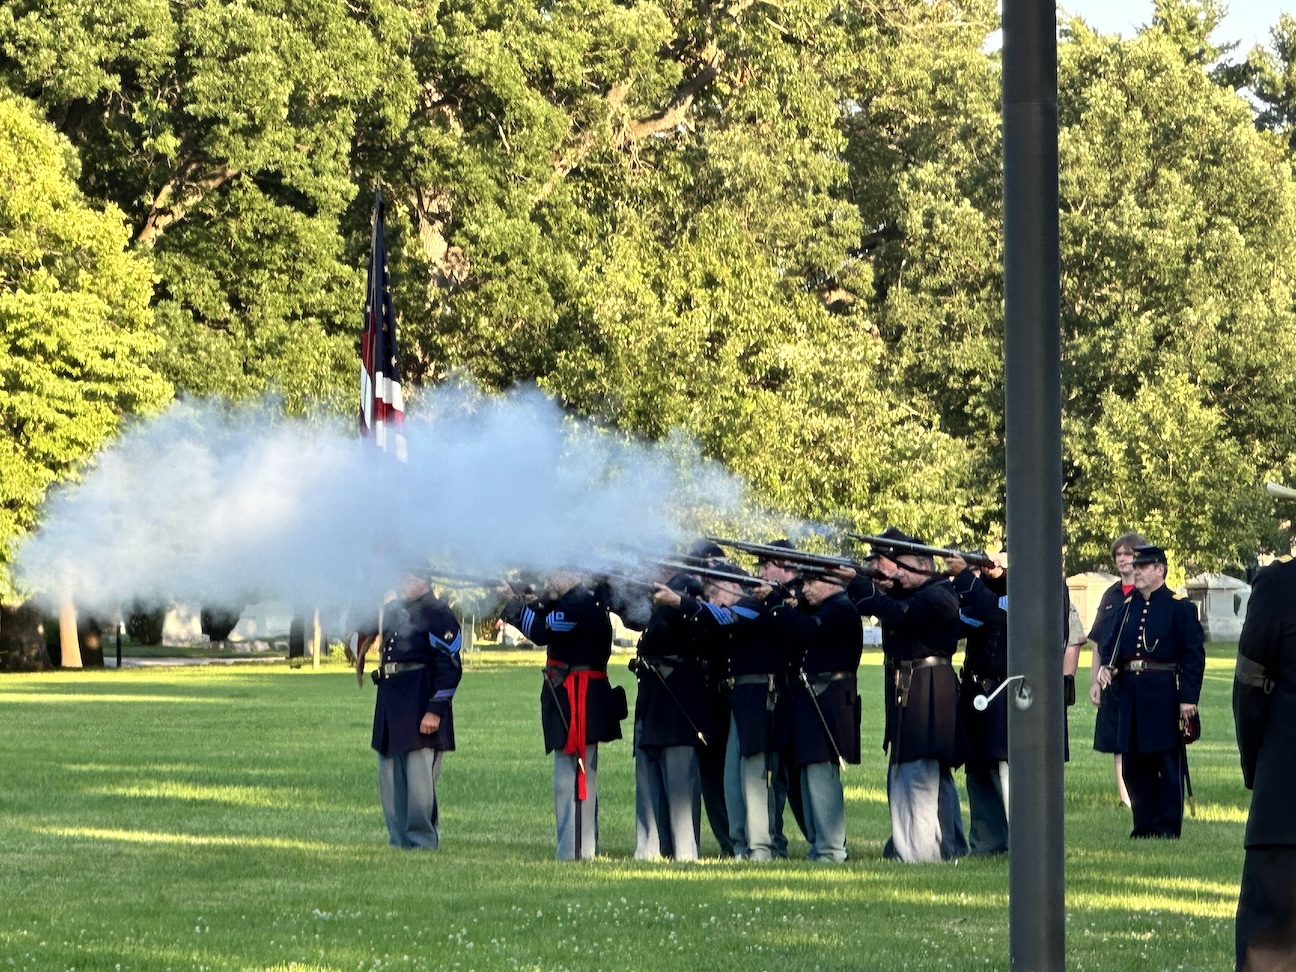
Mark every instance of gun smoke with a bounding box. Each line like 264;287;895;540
15;386;753;618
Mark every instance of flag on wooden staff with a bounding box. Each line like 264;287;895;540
359;190;407;462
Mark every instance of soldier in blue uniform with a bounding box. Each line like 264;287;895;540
850;529;966;862
627;570;712;860
946;553;1009;855
783;574;863;862
1094;545;1205;838
1233;557;1296;969
683;541;736;857
657;568;801;861
500;570;625;860
370;573;463;849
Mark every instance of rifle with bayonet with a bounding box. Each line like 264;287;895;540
847;534;997;570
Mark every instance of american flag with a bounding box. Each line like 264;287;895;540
359;190;407;461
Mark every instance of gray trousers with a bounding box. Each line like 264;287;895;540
800;761;847;862
966;760;1009;855
939;764;969;859
378;747;443;849
554;745;599;860
634;730;701;860
887;758;967;862
724;714;783;861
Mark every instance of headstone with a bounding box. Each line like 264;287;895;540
1066;571;1118;637
1184;573;1250;643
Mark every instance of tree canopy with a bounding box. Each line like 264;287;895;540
0;90;171;598
4;0;1296;591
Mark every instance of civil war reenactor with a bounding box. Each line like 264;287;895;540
1088;532;1149;809
370;571;464;849
682;540;735;856
782;571;864;862
850;528;967;862
499;569;627;860
655;565;801;861
1094;544;1205;839
945;551;1010;855
753;539;807;857
626;566;712;860
1233;556;1296;969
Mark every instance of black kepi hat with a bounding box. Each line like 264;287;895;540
1131;545;1167;567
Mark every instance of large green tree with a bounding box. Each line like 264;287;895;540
0;0;393;412
1057;15;1296;570
0;91;172;598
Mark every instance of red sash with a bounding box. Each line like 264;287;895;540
550;662;607;801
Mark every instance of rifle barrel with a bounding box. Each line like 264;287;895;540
706;536;905;579
654;559;770;588
848;534;996;569
705;536;860;570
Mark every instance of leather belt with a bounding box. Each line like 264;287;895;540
731;673;779;686
1121;659;1179;674
380;661;426;677
806;670;854;683
894;656;952;671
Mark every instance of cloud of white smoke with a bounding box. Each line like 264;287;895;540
14;385;751;617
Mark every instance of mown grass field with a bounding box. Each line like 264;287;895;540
0;645;1247;971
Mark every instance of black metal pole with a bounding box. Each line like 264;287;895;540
116;621;122;668
1003;0;1064;969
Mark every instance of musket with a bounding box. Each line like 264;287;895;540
705;537;896;580
799;671;848;771
650;558;773;588
848;534;997;570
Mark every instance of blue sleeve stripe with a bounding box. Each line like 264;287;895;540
429;631;463;654
731;605;760;620
997;596;1009;611
432;688;456;701
701;602;738;625
518;606;536;638
959;612;986;629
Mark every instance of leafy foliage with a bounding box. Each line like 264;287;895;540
0;91;171;598
6;0;1296;578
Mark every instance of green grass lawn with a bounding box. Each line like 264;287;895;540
0;645;1247;971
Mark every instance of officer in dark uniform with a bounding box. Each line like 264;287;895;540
784;573;863;862
371;573;464;849
946;553;1009;855
1088;532;1148;809
851;528;965;862
628;569;711;860
500;570;625;860
1095;545;1205;838
657;567;801;861
1233;557;1296;969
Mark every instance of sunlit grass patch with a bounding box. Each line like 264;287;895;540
0;643;1248;970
